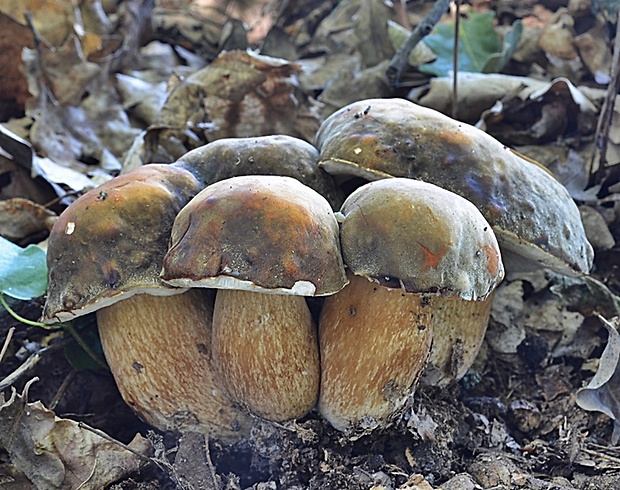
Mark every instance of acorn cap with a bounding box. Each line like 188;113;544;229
173;135;344;209
162;175;348;296
42;164;201;323
339;178;504;301
316;98;593;276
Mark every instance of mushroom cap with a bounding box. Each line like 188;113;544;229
173;134;343;209
162;175;348;296
315;98;593;276
339;178;504;301
42;164;202;323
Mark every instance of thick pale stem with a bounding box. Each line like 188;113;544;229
96;290;250;441
212;289;320;421
318;273;433;432
422;292;495;387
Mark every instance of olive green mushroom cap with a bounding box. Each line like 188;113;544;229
339;178;504;301
315;98;593;277
173;135;344;209
42;164;202;323
161;175;348;296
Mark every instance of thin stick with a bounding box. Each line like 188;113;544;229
451;0;461;120
0;327;15;363
590;8;620;185
49;369;76;410
581;447;620;466
387;0;452;89
0;353;41;391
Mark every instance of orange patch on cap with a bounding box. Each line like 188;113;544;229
438;129;472;147
418;242;447;270
483;243;501;277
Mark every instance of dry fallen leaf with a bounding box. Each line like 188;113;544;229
576;317;620;444
487;280;526;354
0;198;56;243
25;35;102;106
479;77;597;145
306;0;395;69
146;49;316;162
0;378;152;490
574;24;613;83
0;0;73;48
537;8;579;60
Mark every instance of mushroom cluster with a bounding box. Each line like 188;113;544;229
42;99;593;440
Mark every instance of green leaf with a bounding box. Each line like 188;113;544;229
419;12;521;77
0;236;48;300
482;20;523;73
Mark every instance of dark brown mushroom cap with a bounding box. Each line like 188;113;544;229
173;135;343;209
161;175;348;296
315;98;593;276
42;164;202;323
340;179;504;301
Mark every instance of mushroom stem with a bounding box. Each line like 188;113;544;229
212;289;320;421
422;292;495;387
318;273;433;432
96;289;250;441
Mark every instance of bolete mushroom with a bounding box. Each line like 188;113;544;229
173;134;343;209
42;164;250;441
318;178;504;431
161;175;348;422
315;98;593;277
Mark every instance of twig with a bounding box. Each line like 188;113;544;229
581;447;620;466
0;327;15;363
0;337;77;392
49;369;77;410
0;353;41;391
452;0;461;119
590;7;620;185
387;0;452;89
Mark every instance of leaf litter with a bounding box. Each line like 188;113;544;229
1;0;620;488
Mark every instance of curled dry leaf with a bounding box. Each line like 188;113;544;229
146;50;317;162
0;379;151;489
576;317;620;444
479;77;597;145
411;73;548;123
153;6;248;61
574;24;613;83
0;198;56;243
22;35;102;106
24;79;139;182
305;0;395;68
0;155;56;204
537;9;579;60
